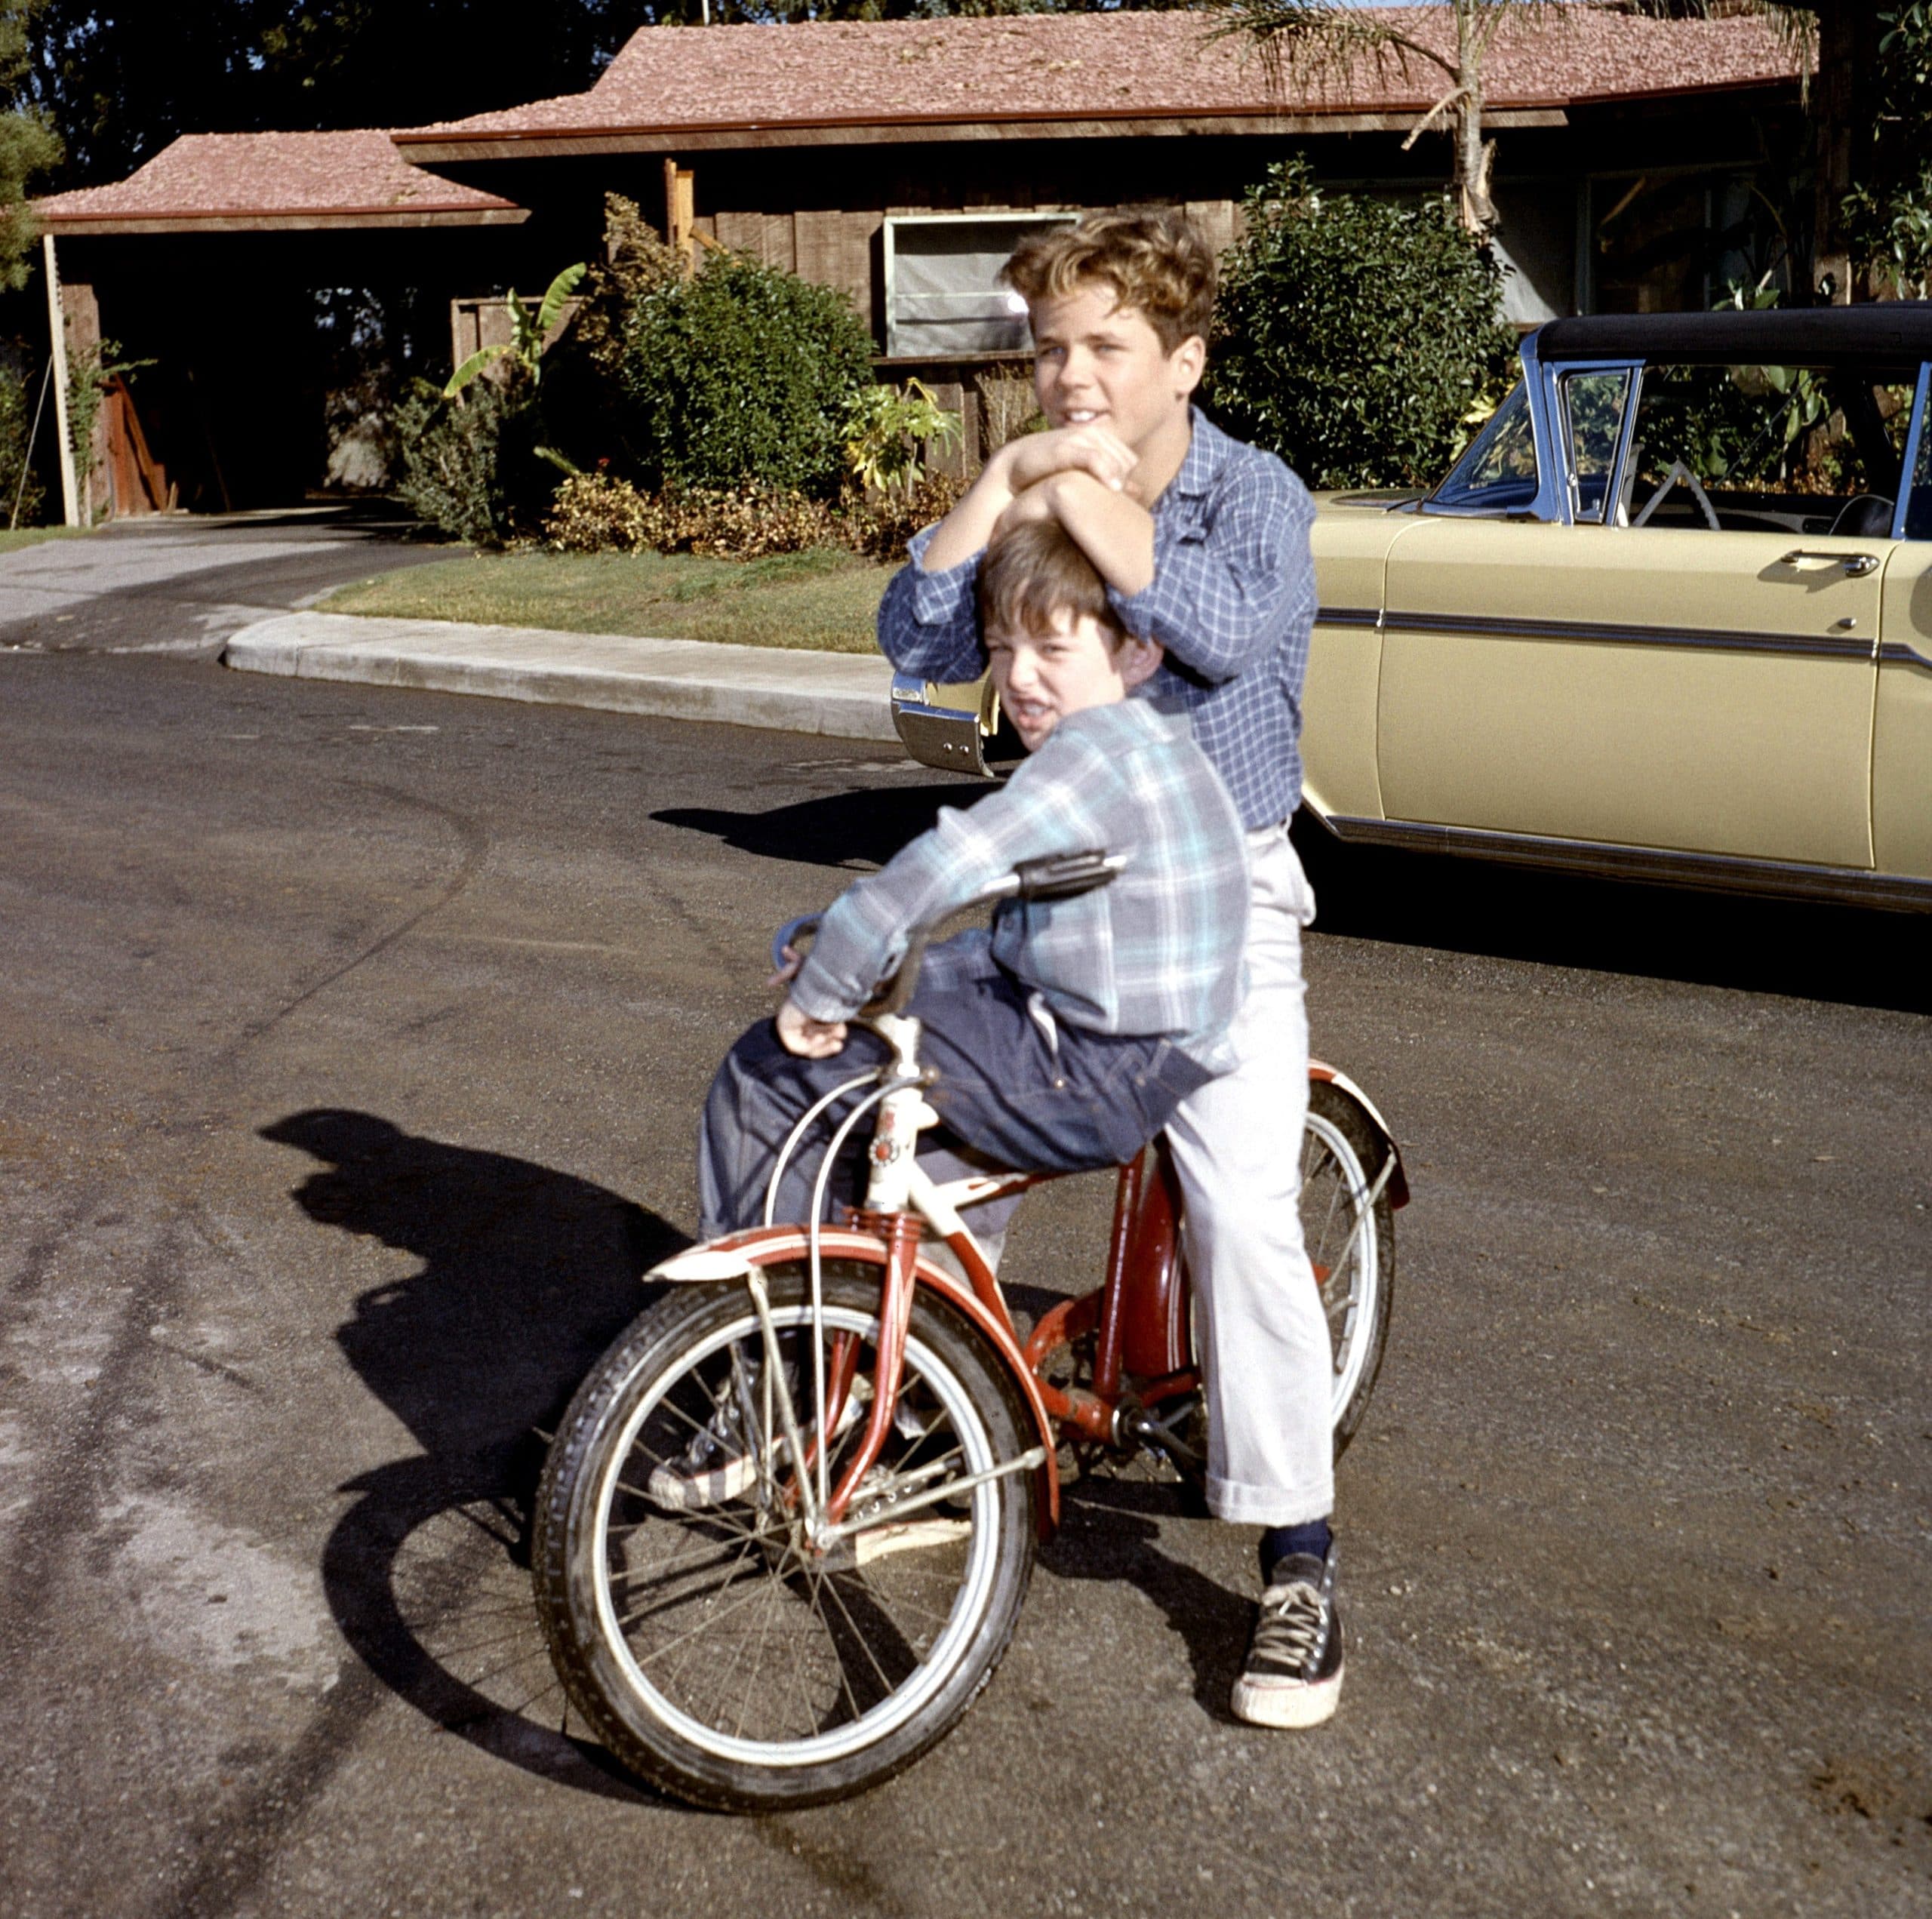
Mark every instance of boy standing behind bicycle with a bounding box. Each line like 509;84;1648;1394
876;209;1343;1730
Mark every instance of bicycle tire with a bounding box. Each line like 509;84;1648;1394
533;1262;1037;1810
1305;1081;1395;1453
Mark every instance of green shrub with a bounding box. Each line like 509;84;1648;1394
613;251;873;498
1207;158;1518;490
0;355;43;525
394;377;552;546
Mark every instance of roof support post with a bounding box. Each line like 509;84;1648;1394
664;157;694;274
42;233;80;528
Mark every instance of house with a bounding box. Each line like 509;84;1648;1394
33;8;1804;518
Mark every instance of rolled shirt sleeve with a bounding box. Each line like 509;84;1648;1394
875;524;992;686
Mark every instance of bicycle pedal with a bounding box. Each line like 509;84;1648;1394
820;1518;973;1573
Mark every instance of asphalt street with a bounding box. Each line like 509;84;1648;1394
2;607;1928;1914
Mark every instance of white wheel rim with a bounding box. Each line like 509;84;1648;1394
1303;1112;1380;1425
588;1300;1001;1768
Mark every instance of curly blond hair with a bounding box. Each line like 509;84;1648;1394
1001;208;1217;356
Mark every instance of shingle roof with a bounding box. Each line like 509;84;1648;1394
35;130;527;233
398;8;1798;151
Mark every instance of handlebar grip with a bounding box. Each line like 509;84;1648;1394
771;913;821;975
1011;849;1128;902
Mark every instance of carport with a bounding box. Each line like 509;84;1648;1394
34;131;539;521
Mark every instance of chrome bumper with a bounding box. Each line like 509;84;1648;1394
890;672;993;777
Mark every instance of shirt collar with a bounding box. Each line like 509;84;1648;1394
1166;407;1228;503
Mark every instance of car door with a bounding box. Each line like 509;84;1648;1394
1377;358;1887;871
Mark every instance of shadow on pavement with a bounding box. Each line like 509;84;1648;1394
654;782;992;872
1295;817;1932;1016
262;1108;689;1803
1041;1474;1252;1723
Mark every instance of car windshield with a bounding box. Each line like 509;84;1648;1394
1428;381;1537;513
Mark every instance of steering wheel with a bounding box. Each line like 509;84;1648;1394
1632;459;1721;531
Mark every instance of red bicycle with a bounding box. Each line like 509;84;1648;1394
534;852;1405;1810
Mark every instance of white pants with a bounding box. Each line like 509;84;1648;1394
1164;824;1334;1527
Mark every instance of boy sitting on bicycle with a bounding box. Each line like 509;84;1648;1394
697;516;1248;1250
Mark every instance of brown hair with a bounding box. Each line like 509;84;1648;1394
978;519;1129;647
1001;208;1217;356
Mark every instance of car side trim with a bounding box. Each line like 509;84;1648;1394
1315;606;1380;629
1382;607;1877;663
1311;812;1932;914
1878;640;1932;672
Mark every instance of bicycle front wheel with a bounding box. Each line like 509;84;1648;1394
533;1262;1038;1810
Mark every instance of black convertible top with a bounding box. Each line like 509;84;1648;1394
1536;304;1932;364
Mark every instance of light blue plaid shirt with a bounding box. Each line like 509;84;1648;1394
876;410;1316;831
793;701;1249;1070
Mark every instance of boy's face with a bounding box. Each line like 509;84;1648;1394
1027;281;1204;454
986;606;1161;752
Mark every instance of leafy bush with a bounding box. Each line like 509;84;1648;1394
394;377;560;546
0;355;43;525
837;472;967;562
545;469;965;564
545;472;839;559
1207;158;1518;490
612;251;873;498
1844;3;1932;299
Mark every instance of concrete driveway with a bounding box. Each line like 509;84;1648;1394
0;506;456;659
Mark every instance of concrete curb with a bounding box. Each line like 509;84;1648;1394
220;611;900;742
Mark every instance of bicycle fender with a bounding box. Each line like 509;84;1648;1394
646;1226;1061;1533
1308;1060;1411;1209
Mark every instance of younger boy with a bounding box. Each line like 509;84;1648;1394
877;209;1343;1730
697;518;1247;1244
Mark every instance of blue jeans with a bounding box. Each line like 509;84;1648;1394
698;934;1212;1238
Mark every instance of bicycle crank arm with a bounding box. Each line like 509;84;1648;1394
816;1446;1048;1548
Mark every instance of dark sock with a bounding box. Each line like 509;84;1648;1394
1260;1519;1332;1581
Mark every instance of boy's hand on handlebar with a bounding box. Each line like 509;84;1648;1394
776;997;847;1059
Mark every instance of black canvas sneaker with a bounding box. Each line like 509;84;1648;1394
1230;1546;1344;1729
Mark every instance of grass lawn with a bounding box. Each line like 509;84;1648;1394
319;546;896;654
0;526;88;553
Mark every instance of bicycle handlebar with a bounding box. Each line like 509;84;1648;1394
770;848;1127;1019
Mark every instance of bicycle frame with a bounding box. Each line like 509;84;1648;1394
648;997;1403;1551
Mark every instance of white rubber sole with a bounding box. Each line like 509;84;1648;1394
1229;1661;1344;1730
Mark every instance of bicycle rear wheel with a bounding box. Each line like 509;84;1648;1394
533;1261;1038;1810
1303;1081;1395;1453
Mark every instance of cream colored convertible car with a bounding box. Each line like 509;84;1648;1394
891;306;1932;912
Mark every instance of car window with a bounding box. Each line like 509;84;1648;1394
1428;381;1537;513
1559;368;1632;523
1908;392;1932;540
1618;360;1916;537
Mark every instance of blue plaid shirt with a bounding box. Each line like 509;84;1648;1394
876;410;1316;830
794;701;1249;1071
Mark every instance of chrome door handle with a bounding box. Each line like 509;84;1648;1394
1779;549;1879;576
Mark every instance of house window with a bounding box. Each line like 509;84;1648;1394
883;213;1078;359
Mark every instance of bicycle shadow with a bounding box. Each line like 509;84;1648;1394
653;781;991;872
1041;1474;1254;1724
260;1108;691;1803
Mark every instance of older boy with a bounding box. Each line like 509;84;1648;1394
697;519;1248;1258
876;209;1341;1730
